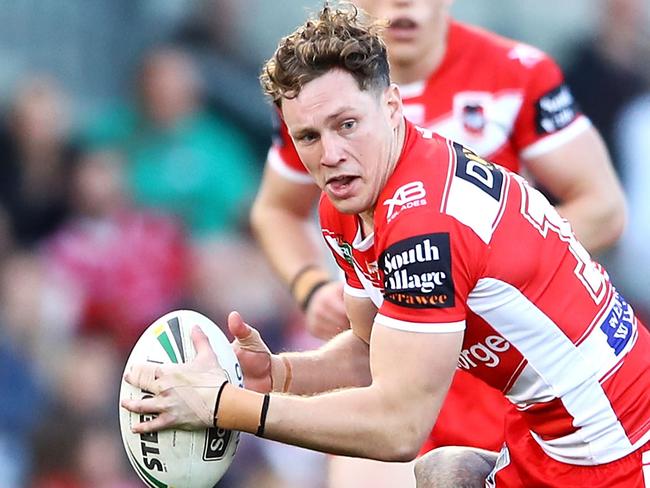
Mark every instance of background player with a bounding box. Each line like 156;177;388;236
122;7;650;486
249;0;627;485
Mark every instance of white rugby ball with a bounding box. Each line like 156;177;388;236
119;310;243;488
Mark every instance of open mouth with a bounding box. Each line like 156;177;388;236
388;17;418;39
326;175;359;197
390;17;417;30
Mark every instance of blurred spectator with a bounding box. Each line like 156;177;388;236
29;336;138;488
0;76;78;249
43;149;190;351
171;0;276;145
84;47;260;241
565;0;650;170
0;323;47;488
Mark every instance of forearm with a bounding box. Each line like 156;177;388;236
251;202;327;284
217;383;427;461
277;329;371;395
557;192;626;254
527;126;627;254
249;168;327;287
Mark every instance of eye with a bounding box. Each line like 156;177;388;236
297;131;319;145
340;119;356;132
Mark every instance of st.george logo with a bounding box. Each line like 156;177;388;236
383;181;427;221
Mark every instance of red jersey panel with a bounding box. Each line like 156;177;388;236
268;21;589;181
319;122;650;466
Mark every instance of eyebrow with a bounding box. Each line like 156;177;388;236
290;107;356;139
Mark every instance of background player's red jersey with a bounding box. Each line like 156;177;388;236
268;21;588;182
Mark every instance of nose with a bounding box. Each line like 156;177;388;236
320;132;345;167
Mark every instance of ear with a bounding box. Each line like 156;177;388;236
384;84;403;130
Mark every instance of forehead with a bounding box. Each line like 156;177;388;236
281;70;377;131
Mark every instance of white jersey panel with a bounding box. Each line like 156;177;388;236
468;277;634;464
429;91;524;157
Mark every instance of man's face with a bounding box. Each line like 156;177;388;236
281;69;402;216
353;0;451;66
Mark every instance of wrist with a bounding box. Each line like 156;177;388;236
215;384;265;433
290;265;331;309
271;354;293;393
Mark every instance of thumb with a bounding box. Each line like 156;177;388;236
228;311;253;341
190;325;219;367
228;311;270;354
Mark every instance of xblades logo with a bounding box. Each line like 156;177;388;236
383;181;427;221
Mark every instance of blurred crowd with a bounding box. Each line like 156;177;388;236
0;1;648;488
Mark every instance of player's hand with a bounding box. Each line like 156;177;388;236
121;326;227;433
228;311;289;393
305;281;350;339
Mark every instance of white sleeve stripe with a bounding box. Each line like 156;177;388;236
375;313;466;333
266;146;314;184
344;284;368;298
520;116;591;160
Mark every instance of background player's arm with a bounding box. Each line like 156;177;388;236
250;163;349;337
250;164;324;286
525;125;626;254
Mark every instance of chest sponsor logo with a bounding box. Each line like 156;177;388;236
454;144;504;201
535;83;577;134
457;335;511;370
380;233;454;308
600;292;636;356
383;181;427;222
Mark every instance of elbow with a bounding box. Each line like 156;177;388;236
373;421;428;462
597;192;628;250
383;445;421;463
378;439;422;463
249;197;267;238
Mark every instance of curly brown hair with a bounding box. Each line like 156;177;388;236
260;2;390;107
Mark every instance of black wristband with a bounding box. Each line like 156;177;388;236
300;280;330;311
255;393;271;437
213;380;229;427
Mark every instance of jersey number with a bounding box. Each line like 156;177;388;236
519;178;606;304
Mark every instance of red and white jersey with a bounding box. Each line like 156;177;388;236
267;21;590;183
320;121;650;466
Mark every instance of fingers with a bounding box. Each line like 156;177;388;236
124;362;162;394
131;412;176;434
229;312;270;353
190;326;220;368
121;394;171;433
121;396;162;416
228;311;252;340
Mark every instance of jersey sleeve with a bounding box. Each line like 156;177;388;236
374;208;485;334
266;111;313;184
509;45;590;160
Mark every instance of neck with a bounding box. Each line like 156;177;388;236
360;117;407;228
389;15;450;85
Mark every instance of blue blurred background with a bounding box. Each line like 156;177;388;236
0;1;648;487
